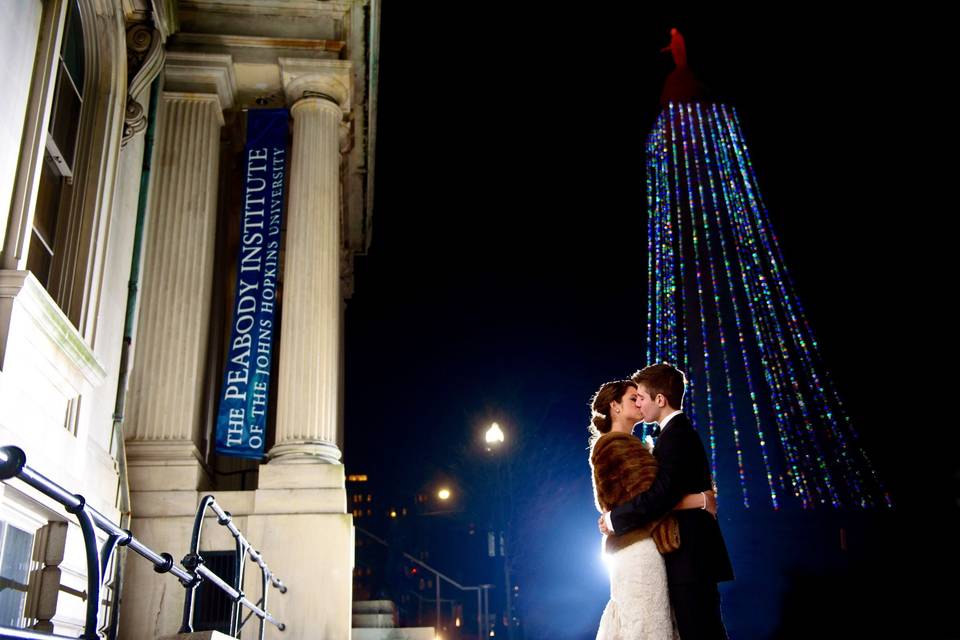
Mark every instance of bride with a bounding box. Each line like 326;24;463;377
589;379;714;639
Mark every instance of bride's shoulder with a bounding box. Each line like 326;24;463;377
591;431;646;459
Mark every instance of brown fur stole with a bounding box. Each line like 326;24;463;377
590;431;680;554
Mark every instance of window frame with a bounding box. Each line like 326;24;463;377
1;0;128;343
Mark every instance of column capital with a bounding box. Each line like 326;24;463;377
279;58;353;114
163;51;238;111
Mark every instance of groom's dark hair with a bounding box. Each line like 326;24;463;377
631;363;686;409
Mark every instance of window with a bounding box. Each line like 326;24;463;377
192;551;236;634
27;0;83;290
0;520;36;628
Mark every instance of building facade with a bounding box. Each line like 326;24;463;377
0;1;378;637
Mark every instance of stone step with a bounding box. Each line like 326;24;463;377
351;628;436;640
353;612;397;628
353;599;398;615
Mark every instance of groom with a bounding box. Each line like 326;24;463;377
598;363;734;639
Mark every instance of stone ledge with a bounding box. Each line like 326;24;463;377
0;269;106;394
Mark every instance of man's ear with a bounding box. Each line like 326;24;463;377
656;394;667;407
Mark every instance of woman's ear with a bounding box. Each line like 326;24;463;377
609;400;621;415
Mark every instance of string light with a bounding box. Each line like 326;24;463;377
645;102;891;509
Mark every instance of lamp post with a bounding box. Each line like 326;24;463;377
484;422;516;640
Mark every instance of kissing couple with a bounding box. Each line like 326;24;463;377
589;363;734;639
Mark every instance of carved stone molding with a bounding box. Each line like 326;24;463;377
163;51;238;110
122;23;165;147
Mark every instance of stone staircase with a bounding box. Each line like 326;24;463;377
352;600;435;640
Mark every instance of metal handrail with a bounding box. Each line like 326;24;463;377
179;495;287;639
0;445;287;639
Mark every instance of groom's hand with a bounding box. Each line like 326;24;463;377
598;513;613;535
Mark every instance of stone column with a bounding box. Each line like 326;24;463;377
124;53;236;489
269;60;352;464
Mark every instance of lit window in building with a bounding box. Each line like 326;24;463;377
366;494;372;502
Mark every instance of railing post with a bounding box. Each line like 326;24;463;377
259;563;269;640
64;497;102;640
180;494;214;633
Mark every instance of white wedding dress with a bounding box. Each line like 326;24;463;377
596;536;678;640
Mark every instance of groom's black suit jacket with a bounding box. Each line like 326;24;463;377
610;412;734;585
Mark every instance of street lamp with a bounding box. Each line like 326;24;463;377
485;422;505;449
437;488;451;501
483;422;516;640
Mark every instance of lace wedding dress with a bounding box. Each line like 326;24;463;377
596;536;678;640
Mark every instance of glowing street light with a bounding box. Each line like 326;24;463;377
437;488;451;501
485;422;505;446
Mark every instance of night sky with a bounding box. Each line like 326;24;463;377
344;6;953;639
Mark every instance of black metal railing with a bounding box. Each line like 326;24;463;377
179;495;287;639
0;445;287;640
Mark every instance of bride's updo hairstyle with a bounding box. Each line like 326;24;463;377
588;379;637;447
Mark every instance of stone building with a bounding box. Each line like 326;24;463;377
0;1;379;638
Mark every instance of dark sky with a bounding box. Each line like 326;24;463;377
347;4;947;504
343;5;952;637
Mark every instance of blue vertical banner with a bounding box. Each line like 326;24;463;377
215;109;288;459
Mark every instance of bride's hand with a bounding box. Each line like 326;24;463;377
598;513;613;536
674;490;717;516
